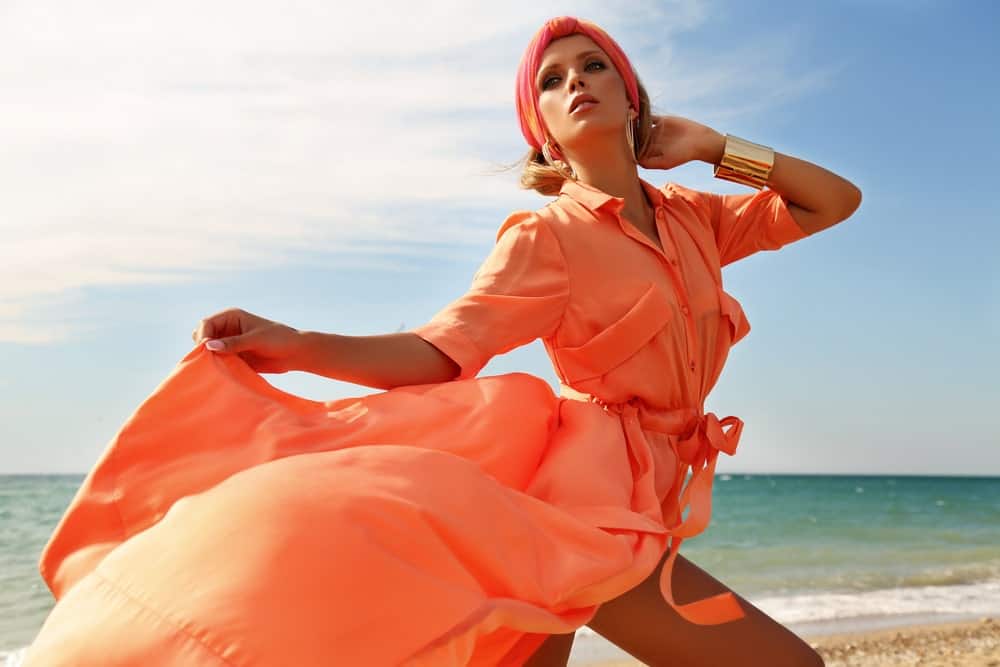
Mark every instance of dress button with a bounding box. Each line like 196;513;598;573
656;208;666;220
689;360;696;371
670;258;678;266
681;305;690;316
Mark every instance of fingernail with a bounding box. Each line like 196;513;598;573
205;340;224;351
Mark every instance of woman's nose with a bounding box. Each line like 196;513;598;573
565;68;586;92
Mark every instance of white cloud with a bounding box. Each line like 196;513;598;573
0;0;827;343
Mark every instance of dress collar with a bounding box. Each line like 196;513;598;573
558;177;672;216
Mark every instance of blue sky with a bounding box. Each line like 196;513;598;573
1;1;997;475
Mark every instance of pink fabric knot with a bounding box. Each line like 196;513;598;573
675;412;742;466
558;388;748;625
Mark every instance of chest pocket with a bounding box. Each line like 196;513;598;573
718;286;750;345
553;282;672;384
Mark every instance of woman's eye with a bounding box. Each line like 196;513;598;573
541;61;604;91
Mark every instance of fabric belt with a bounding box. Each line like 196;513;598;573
566;389;748;625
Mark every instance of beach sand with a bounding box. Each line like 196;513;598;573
576;617;999;666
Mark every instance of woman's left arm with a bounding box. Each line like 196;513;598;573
697;129;863;235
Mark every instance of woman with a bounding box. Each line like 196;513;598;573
26;16;859;667
508;18;860;667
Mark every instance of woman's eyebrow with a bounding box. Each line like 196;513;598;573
536;50;605;83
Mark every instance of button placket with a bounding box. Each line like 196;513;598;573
655;206;699;376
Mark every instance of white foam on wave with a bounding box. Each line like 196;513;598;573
571;579;1000;640
751;578;1000;624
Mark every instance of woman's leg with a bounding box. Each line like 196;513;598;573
523;632;575;667
585;548;825;667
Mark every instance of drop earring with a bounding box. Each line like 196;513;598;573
542;140;576;180
625;108;638;164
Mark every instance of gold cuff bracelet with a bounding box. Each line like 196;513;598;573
713;134;775;190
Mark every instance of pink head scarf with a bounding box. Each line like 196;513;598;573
515;16;639;160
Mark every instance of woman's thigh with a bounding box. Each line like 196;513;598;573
585;548;825;667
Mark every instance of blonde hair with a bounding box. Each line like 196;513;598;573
503;77;655;197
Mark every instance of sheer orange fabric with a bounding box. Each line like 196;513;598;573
26;178;810;665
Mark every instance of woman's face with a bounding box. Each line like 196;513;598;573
534;33;632;159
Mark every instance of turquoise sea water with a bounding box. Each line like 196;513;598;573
3;473;999;662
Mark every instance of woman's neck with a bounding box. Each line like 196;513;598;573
566;142;653;228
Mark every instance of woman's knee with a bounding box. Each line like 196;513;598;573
587;551;825;667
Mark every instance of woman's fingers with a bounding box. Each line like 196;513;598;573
187;310;300;373
192;308;247;344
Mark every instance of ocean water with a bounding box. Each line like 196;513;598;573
2;473;999;664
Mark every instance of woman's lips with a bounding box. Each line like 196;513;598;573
570;101;598;115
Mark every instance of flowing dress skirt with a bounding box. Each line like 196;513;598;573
24;345;676;666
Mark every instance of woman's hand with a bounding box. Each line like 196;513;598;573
638;114;723;171
191;308;304;374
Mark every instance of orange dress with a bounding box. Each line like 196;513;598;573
25;177;811;666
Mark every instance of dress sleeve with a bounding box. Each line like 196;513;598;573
676;184;811;267
408;210;570;380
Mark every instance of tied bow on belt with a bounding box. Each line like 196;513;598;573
593;395;748;625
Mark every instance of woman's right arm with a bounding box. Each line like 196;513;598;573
292;210;569;391
293;331;460;390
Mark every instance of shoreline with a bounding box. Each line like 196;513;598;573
4;616;999;666
572;616;1000;666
